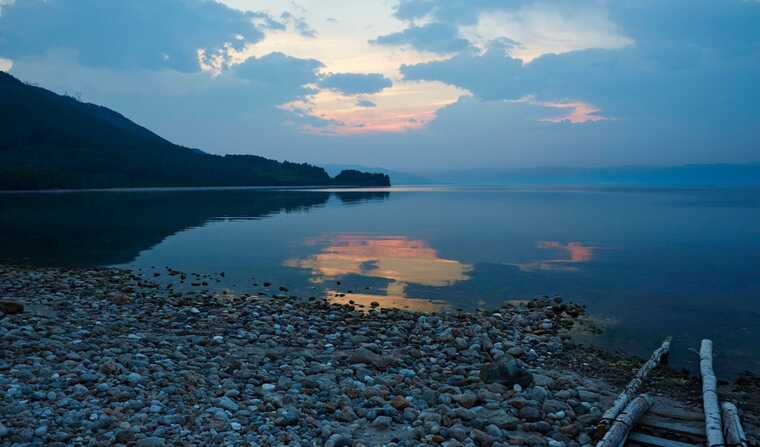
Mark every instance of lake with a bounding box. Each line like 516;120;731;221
1;186;758;377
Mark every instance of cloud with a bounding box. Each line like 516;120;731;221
356;98;377;108
280;11;317;38
393;0;529;25
370;22;472;54
0;0;274;72
400;0;760;128
401;45;525;101
319;72;392;95
234;52;322;98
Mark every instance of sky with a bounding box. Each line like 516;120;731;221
1;0;758;171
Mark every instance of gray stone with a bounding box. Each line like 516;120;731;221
217;396;239;412
136;436;166;447
277;406;300;426
479;355;533;387
371;415;392;430
324;433;353;447
533;373;555;387
518;406;542;422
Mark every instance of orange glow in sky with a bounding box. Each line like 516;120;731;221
538;101;608;124
214;0;622;135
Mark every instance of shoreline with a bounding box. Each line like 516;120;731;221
0;185;395;195
1;264;757;446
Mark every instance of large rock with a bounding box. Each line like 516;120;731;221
479;355;533;387
348;348;395;370
0;301;23;314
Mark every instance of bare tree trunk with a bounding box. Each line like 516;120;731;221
597;337;671;436
700;339;725;447
721;401;747;447
595;394;653;447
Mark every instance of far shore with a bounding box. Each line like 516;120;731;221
0;184;396;194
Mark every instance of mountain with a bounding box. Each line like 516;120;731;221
426;164;760;187
0;72;389;190
323;164;432;185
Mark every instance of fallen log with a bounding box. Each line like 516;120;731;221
595;337;671;438
596;394;654;447
721;402;747;447
699;339;724;447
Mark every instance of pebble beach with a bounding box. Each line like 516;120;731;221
1;265;757;446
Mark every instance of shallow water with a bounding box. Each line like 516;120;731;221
1;186;758;376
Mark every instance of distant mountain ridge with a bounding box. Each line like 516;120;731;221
423;164;760;187
0;72;389;190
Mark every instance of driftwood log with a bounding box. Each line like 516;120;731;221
595;394;653;447
699;339;725;447
596;336;671;437
721;402;747;447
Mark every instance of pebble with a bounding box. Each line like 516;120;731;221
136;436;166;447
0;265;618;447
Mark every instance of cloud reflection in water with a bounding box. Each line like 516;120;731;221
284;234;471;311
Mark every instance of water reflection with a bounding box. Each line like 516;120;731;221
0;189;388;266
513;241;597;272
285;234;471;311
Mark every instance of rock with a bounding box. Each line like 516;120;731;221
480;355;533;387
0;301;23;314
488;411;519;429
0;266;626;447
325;434;353;447
485;424;503;439
277;406;300;426
555;389;577;399
577;390;599;402
390;395;411;410
533;374;555;387
216;396;239;412
371;415;392;430
349;348;395;369
543;400;569;413
518;406;542;422
136;437;166;447
507;347;524;357
471;428;495;446
115;430;134;444
459;391;478;408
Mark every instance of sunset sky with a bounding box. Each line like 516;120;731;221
1;0;758;170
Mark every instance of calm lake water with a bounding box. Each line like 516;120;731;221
1;187;759;376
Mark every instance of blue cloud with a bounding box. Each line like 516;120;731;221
235;52;322;86
280;11;317;38
356;98;377;108
319;72;392;95
392;0;530;24
0;0;273;72
401;0;760;130
370;22;472;54
401;46;524;100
